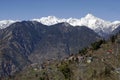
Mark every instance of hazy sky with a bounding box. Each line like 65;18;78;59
0;0;120;21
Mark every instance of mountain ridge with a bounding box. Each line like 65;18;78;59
0;21;100;76
1;14;120;38
32;14;120;37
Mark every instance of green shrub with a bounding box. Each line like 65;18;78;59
91;40;103;50
79;48;87;56
110;35;116;43
58;63;72;80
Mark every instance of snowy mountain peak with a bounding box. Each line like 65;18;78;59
0;20;16;29
112;21;120;24
40;16;58;20
32;16;61;26
47;16;57;19
85;13;96;19
83;13;106;23
32;14;120;37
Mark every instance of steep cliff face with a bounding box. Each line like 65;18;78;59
0;21;100;76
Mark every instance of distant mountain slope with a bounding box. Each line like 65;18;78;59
8;27;120;80
0;21;100;76
29;22;100;63
112;25;120;35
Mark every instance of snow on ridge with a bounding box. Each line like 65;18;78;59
0;20;17;29
32;14;120;37
1;14;120;37
32;14;120;34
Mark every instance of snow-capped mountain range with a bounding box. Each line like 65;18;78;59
32;14;120;36
0;14;120;37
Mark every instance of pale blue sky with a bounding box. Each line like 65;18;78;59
0;0;120;21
